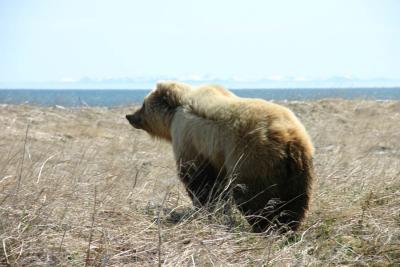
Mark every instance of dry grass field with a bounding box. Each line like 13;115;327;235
0;99;399;266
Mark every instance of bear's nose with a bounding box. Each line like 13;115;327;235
126;114;142;129
126;114;135;123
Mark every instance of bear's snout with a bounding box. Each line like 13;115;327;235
126;114;142;129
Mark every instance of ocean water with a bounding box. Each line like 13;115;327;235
0;88;399;107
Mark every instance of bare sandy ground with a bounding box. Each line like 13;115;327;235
0;100;399;266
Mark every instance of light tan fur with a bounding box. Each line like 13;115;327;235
126;81;315;232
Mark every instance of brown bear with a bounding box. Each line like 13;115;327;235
126;81;315;232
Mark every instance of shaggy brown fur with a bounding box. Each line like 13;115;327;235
126;81;315;232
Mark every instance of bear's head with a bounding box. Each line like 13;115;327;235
126;81;191;140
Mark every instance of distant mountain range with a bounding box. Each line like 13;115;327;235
1;76;400;89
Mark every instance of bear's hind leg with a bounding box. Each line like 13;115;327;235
233;186;275;233
234;188;308;233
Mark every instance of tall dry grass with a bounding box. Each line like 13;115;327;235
0;100;399;266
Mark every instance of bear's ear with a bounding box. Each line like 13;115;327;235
155;81;184;108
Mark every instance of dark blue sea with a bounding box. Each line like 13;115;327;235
0;88;399;107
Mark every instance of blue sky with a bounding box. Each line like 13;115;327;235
0;0;399;86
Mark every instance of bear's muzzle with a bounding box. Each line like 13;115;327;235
126;114;142;129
